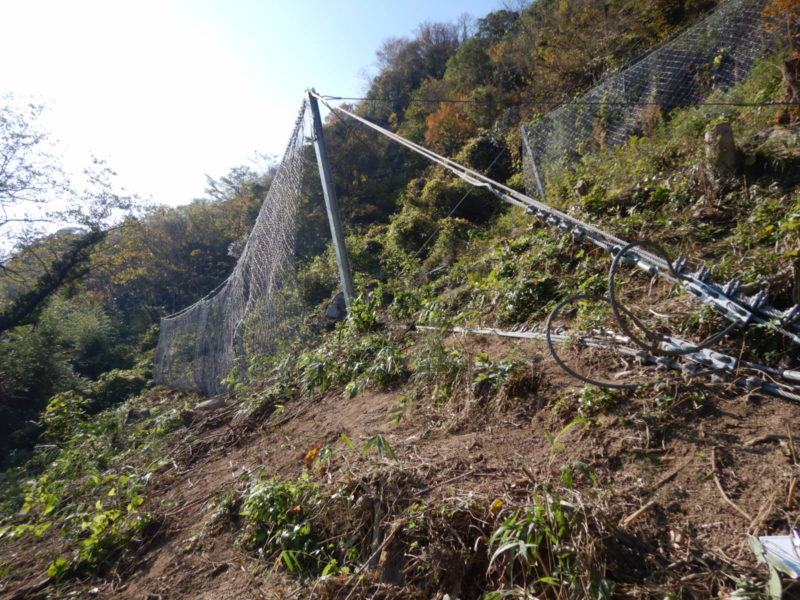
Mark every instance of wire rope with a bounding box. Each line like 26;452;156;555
608;240;742;357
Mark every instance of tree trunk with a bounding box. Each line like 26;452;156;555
780;54;800;123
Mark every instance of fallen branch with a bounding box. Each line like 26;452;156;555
710;447;753;522
743;434;783;447
620;499;657;527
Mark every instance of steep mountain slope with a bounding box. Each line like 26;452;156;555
3;1;800;598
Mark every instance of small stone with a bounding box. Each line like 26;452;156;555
196;396;226;411
574;179;589;196
325;292;347;320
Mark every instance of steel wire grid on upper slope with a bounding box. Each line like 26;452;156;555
153;101;310;395
521;0;776;198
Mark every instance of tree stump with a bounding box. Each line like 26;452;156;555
780;55;800;124
704;122;739;179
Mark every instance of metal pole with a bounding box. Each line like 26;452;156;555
307;89;356;310
521;126;546;200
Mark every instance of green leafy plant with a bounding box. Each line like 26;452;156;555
348;291;380;334
239;476;320;571
472;351;530;399
50;500;154;580
485;488;612;599
411;331;469;404
545;418;591;456
575;387;618;417
361;434;397;460
41;391;90;444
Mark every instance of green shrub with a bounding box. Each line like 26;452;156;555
456;131;512;182
388;207;437;255
90;362;151;410
486;487;612;599
240;476;320;571
41;391;90;444
421;217;475;274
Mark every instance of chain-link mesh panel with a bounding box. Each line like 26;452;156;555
153;101;309;395
522;0;775;196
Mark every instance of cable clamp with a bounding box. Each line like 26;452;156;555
746;290;769;310
655;356;672;371
694;266;711;282
684;280;752;325
681;362;699;376
744;376;762;391
661;336;739;371
674;257;689;274
722;279;741;297
635;259;658;276
782;305;800;327
571;227;586;240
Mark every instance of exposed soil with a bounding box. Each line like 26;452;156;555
2;331;800;599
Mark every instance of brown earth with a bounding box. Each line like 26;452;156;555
2;331;800;599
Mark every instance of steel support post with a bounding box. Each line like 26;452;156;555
307;90;356;310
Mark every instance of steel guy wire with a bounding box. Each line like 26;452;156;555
310;91;800;349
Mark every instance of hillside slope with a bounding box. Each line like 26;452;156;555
3;1;800;599
2;325;798;599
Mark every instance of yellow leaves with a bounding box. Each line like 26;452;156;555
489;498;505;514
763;0;800;20
487;39;509;64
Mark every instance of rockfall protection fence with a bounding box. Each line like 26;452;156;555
153;102;309;395
521;0;775;198
153;0;798;400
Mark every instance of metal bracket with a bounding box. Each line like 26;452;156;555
683;279;753;325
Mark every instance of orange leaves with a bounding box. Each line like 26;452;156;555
424;101;475;154
304;442;331;475
304;443;322;468
763;0;800;50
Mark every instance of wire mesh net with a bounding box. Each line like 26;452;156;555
522;0;775;197
153;101;310;395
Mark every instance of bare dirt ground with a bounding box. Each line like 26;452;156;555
2;332;800;600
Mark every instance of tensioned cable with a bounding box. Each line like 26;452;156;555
310;90;800;356
312;91;700;281
308;91;800;399
311;92;642;257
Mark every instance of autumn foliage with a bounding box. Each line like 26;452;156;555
764;0;800;50
763;0;800;120
424;101;475;154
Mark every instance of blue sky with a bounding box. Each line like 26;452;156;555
1;0;505;208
